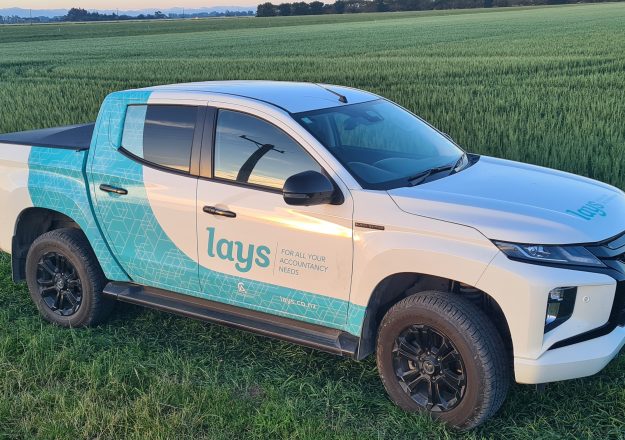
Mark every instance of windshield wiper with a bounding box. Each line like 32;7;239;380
407;153;469;186
407;163;454;186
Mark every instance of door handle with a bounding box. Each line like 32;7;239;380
203;206;236;218
99;184;128;195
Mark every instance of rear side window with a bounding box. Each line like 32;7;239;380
121;105;198;173
214;110;322;190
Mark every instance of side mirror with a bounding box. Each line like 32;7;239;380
283;170;340;206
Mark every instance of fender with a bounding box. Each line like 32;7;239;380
347;190;500;336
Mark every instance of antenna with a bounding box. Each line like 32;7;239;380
315;84;348;104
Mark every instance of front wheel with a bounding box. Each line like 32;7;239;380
376;291;509;430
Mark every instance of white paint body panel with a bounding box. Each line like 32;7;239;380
0;144;32;253
390;156;625;244
196;180;354;299
477;253;616;358
143;166;199;266
515;326;625;384
350;190;499;307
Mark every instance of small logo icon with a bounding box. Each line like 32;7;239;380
237;282;247;295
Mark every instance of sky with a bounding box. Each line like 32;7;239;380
0;0;258;8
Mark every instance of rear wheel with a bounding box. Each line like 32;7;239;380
376;291;509;430
25;228;114;327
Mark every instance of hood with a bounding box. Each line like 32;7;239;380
388;156;625;244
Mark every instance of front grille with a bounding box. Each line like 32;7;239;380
611;282;625;327
586;232;625;327
588;231;625;259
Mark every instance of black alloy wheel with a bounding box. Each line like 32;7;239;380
26;229;115;327
36;251;83;316
376;292;510;429
392;324;467;412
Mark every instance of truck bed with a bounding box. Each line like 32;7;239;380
0;123;94;151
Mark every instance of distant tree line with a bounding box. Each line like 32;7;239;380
62;8;160;21
0;15;58;24
61;7;254;22
257;0;620;16
0;8;256;23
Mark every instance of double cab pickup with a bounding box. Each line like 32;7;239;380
2;81;625;429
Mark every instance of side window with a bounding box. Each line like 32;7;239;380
214;110;323;190
121;105;198;173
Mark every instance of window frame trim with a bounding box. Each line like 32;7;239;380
118;146;195;178
119;103;206;177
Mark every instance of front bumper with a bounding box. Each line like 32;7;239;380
478;229;625;384
477;251;625;383
478;253;617;354
515;325;625;383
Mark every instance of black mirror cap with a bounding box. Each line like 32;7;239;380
283;170;343;206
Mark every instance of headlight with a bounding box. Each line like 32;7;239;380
494;242;604;267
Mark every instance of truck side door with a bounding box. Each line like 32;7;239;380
90;103;204;294
196;108;354;330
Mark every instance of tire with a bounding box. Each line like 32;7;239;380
376;291;509;430
25;228;114;327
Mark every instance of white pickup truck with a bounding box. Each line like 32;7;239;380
1;81;624;429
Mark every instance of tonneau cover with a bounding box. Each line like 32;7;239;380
0;123;95;151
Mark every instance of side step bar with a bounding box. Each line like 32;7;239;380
103;282;359;358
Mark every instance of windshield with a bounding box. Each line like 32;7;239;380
293;99;466;189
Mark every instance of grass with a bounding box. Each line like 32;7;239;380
1;3;625;438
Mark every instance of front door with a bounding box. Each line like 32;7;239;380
196;108;354;329
91;103;203;294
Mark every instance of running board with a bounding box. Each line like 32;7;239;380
103;282;359;358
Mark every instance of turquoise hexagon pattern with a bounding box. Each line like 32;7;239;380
28;148;129;281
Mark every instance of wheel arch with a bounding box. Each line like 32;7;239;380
356;272;513;361
13;207;87;282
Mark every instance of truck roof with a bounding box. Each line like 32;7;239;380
140;81;379;113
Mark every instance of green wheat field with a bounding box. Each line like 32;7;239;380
1;3;625;438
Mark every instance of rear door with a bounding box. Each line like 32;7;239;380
91;103;205;294
195;107;354;329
